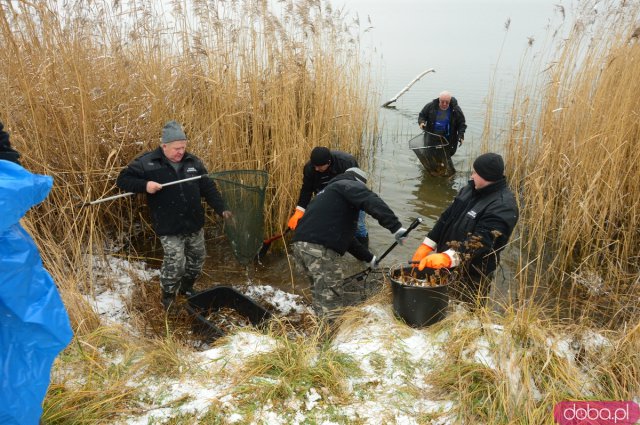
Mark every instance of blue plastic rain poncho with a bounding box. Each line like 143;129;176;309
0;160;73;425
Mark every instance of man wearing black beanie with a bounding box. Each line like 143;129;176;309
288;146;369;246
410;152;519;306
0;122;22;165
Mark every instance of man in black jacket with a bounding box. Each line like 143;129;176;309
411;153;519;305
287;146;369;246
418;91;467;157
292;167;407;320
117;120;231;309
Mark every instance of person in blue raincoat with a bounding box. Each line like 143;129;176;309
0;123;73;425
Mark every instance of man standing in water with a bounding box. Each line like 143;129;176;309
411;153;518;306
117;120;231;309
418;90;467;157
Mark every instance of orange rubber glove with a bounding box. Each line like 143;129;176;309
411;243;433;264
419;252;453;270
287;207;305;230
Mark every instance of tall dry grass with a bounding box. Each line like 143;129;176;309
497;0;640;327
426;306;640;424
0;0;377;309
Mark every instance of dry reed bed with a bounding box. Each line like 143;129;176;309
500;0;640;326
0;0;376;293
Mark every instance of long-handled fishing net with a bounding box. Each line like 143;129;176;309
408;131;455;177
209;170;269;266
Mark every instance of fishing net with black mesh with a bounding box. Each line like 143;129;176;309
408;131;456;177
209;170;269;266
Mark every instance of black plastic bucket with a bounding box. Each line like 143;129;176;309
185;286;272;342
389;266;449;327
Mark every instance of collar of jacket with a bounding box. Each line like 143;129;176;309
470;177;507;195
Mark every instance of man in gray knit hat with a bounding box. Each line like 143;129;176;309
117;120;231;309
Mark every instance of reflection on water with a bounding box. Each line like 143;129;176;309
410;171;464;225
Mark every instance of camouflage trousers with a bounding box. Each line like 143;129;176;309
158;228;206;294
292;241;345;320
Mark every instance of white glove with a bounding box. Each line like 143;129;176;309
394;227;408;245
369;255;378;268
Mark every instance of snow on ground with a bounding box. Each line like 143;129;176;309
77;255;615;424
87;255;158;325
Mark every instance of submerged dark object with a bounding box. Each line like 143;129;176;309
408;132;455;177
185;286;272;341
388;266;449;327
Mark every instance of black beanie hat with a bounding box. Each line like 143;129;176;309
310;147;331;166
473;153;504;182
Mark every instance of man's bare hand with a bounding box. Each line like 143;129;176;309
146;181;162;194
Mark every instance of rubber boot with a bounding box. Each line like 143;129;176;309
161;290;176;310
178;276;196;297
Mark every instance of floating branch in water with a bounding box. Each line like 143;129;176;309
381;68;436;107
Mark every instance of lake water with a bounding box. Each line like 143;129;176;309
202;0;567;293
340;0;566;262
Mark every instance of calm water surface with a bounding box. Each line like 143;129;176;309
202;0;567;293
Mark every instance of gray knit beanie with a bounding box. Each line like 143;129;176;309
161;120;187;144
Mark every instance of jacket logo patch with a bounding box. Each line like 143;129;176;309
467;210;477;219
186;167;197;173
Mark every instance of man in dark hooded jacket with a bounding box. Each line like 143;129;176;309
418;91;467;157
411;153;519;305
288;146;369;246
292;167;407;320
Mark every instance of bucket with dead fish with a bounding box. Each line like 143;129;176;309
387;265;450;327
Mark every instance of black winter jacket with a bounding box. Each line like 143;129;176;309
116;147;225;236
293;173;402;260
418;97;467;156
428;178;518;279
296;150;358;208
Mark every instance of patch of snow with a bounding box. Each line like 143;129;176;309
243;284;311;315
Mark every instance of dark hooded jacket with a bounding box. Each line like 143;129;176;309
296;150;358;208
428;177;518;281
116;147;225;236
418;97;467;156
0;123;21;165
293;173;402;261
